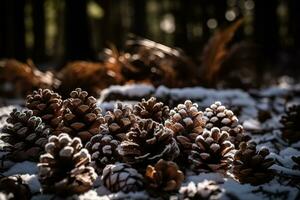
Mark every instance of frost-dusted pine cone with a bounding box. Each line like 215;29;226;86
38;133;97;195
58;88;104;143
102;163;144;193
1;109;50;162
0;175;31;200
133;97;170;123
232;142;275;185
189;128;234;173
102;102;137;140
145;159;184;192
203;101;250;148
118;119;179;167
25;89;64;130
179;180;223;200
280;105;300;143
292;156;300;170
165;100;205;161
85;127;120;174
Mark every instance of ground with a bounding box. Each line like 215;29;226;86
0;83;299;200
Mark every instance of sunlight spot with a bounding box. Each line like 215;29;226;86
207;18;218;29
160;14;175;34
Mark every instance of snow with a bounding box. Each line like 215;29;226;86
99;84;154;103
22;174;41;193
243;119;262;131
270;164;300;176
3;161;37;176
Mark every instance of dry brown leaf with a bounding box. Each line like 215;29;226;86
201;19;243;85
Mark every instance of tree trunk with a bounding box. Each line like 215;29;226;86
254;0;279;59
288;0;300;52
64;0;94;61
1;0;26;60
132;0;147;37
32;0;46;62
174;0;188;50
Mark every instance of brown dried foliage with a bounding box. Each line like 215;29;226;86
104;36;198;87
58;61;124;97
0;59;57;97
201;19;243;85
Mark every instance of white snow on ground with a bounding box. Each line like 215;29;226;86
99;84;155;103
3;161;37;176
1;84;300;199
98;101;138;113
22;174;41;193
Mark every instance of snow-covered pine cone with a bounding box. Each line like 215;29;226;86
145;159;184;192
1;109;50;162
38;133;97;195
189;127;234;173
58;88;104;143
133;97;170;123
165;100;206;162
203;101;250;148
101;102;137;140
0;175;31;200
25;89;64;131
101;163;144;193
280;105;300;143
85;127;120;174
179;180;223;200
118;119;179;168
232;142;275;185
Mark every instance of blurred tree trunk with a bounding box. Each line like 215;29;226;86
200;0;210;44
64;0;94;60
288;0;300;53
1;0;26;60
97;0;110;48
13;0;26;61
214;0;227;27
111;0;123;48
174;0;188;50
132;0;146;37
254;0;279;59
0;2;5;58
32;0;45;62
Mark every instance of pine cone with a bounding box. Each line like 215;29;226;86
232;142;275;185
133;97;170;123
179;180;223;200
118;119;179;167
58;88;104;143
189;128;234;173
85;127;120;174
203;101;250;148
0;175;31;200
25;89;64;130
292;156;300;170
101;163;144;193
102;102;137;140
165;100;205;162
1;109;50;162
280;105;300;143
145;159;184;192
38;133;97;195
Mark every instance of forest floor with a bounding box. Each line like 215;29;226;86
0;83;300;200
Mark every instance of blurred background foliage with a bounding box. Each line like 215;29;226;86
0;0;299;66
0;0;300;98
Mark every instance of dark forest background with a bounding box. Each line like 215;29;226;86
0;0;299;74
